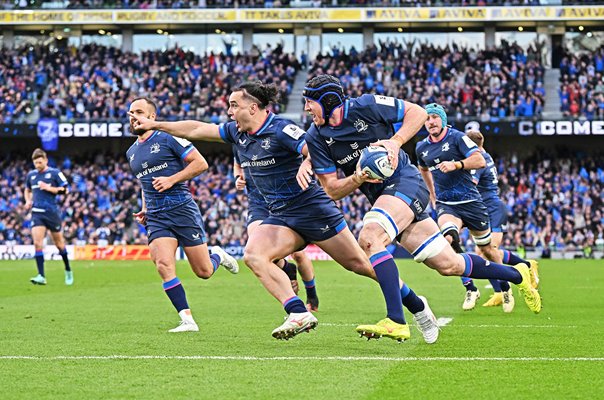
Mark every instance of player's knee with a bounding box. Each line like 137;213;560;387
243;248;267;272
291;251;304;264
191;264;213;280
358;225;382;254
154;257;175;277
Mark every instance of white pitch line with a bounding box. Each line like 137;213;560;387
0;355;603;362
320;319;576;329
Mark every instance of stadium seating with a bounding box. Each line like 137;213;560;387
558;45;604;119
1;151;601;252
307;39;545;120
0;44;299;123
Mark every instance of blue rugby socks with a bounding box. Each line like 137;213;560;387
401;283;425;314
461;253;522;284
502;250;529;267
35;250;45;277
163;277;189;312
371;251;405;324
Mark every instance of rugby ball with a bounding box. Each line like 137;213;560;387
358;146;395;180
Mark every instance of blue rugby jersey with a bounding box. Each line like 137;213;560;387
126;130;196;214
415;127;482;204
305;94;416;203
220;112;312;211
471;150;500;203
26;167;68;213
233;145;265;208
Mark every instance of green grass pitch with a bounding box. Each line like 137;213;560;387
1;258;603;399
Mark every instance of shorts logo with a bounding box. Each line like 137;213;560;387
261;138;271;150
441;143;450;152
354;119;368;132
320;225;330;233
325;137;335;146
239;139;247;146
150;143;160;154
480;221;487;226
192;233;200;240
412;199;423;214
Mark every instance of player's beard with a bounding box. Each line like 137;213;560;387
129;122;146;136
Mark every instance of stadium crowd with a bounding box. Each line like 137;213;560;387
0;43;299;123
1;149;602;255
305;39;546;121
1;0;588;10
558;45;604;119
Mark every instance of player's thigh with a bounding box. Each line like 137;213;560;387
437;213;463;230
31;226;47;247
315;227;375;279
245;224;305;265
182;243;215;279
149;237;179;280
361;194;415;247
246;220;262;237
398;217;462;275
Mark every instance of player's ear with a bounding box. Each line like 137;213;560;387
149;112;157;120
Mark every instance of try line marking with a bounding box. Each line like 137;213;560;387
1;355;602;362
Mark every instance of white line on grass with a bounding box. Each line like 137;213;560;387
1;355;603;362
320;320;576;329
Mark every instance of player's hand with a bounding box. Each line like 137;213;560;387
371;139;400;169
296;158;314;190
235;175;246;191
353;163;382;185
152;176;175;192
133;210;147;224
38;181;52;192
438;161;458;173
24;201;32;210
128;111;156;132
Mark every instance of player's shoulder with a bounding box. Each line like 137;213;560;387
274;118;305;140
447;127;466;138
26;169;36;177
415;136;431;149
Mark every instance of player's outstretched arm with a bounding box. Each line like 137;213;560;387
128;112;222;142
152;149;208;193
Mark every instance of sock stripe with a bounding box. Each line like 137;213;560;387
303;279;315;288
400;283;411;298
163;277;181;291
369;250;392;266
502;250;510;264
35;251;44;256
462;253;473;276
283;296;301;307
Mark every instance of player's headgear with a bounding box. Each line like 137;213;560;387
424;103;447;128
303;74;345;124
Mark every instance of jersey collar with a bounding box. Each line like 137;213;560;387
249;112;275;136
137;130;159;143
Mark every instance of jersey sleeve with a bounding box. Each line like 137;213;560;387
455;132;480;158
275;122;307;155
305;127;337;175
165;133;196;160
415;142;428;168
55;170;68;187
470;167;484;185
218;121;238;144
362;94;405;125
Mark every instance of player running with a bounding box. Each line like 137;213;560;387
233;155;320;312
128;81;422;343
127;97;239;333
466;129;539;311
300;75;541;324
416;103;539;311
25;148;73;286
